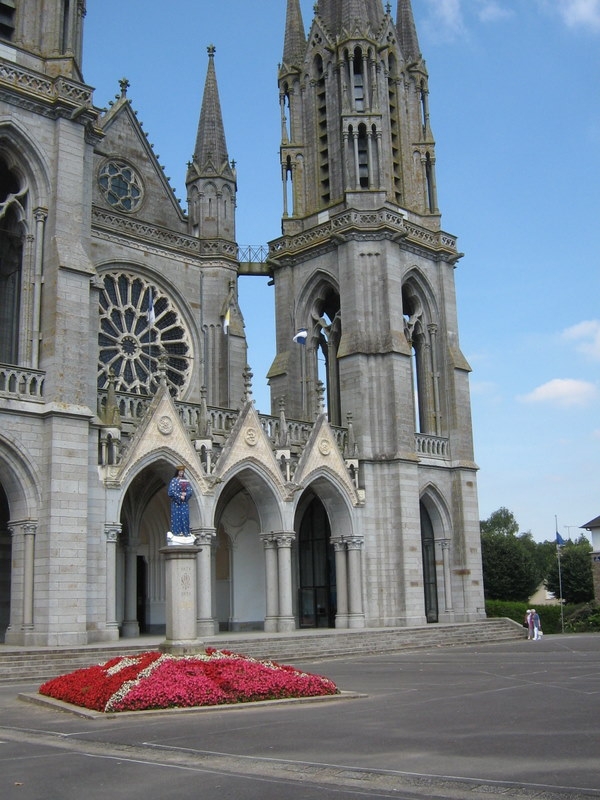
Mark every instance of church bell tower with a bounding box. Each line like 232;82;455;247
268;0;483;626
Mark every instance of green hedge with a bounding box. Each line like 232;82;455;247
484;600;596;634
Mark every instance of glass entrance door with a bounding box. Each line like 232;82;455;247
298;497;336;628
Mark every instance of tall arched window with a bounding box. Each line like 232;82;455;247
402;281;442;436
314;55;330;204
357;123;369;188
313;288;341;425
0;157;26;365
352;47;365;111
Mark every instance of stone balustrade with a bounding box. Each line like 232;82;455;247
0;364;45;401
415;433;450;459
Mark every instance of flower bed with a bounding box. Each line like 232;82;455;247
38;648;338;712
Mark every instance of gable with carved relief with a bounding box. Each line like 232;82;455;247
293;415;359;504
108;384;206;490
213;402;285;489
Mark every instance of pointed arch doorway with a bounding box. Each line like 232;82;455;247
420;503;439;623
298;495;336;628
0;485;10;641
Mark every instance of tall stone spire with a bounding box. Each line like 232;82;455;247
186;45;236;242
316;0;386;37
281;0;306;73
396;0;421;62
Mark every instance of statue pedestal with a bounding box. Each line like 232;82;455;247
159;545;204;655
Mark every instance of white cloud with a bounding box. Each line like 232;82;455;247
562;320;600;359
519;378;599;407
561;0;600;30
422;0;466;39
537;0;600;31
475;1;513;23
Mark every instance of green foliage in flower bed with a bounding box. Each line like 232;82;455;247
38;648;339;713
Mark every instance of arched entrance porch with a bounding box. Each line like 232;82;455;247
117;459;203;636
213;467;284;632
0;485;10;641
294;475;364;629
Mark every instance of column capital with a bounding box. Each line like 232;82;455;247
274;531;296;548
343;535;364;550
195;527;216;546
104;522;122;543
7;519;38;538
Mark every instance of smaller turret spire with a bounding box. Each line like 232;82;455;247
186;46;236;242
281;0;306;72
396;0;422;62
191;45;232;177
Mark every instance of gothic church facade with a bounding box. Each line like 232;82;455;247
0;0;484;646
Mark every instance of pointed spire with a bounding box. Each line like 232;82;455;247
282;0;306;71
316;0;385;37
192;45;233;178
396;0;421;62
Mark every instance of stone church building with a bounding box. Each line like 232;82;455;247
0;0;485;646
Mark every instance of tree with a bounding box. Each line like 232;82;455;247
480;508;538;601
480;507;519;537
545;536;594;604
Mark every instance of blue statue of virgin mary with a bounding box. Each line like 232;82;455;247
167;466;192;536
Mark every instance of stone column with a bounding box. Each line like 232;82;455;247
196;527;217;636
275;532;295;632
261;533;279;633
346;536;365;628
31;208;47;368
439;538;454;612
22;522;36;631
104;523;121;638
121;542;139;638
5;521;37;645
332;538;348;628
160;545;204;655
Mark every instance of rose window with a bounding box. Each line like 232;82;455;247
98;160;143;212
98;272;191;397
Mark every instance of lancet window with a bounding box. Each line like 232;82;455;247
0;156;26;365
402;280;442;436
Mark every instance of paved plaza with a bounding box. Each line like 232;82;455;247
0;634;599;800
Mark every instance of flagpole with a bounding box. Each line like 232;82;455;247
556;514;565;633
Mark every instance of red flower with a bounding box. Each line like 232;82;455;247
39;649;338;713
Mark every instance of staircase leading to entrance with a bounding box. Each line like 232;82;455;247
0;618;523;685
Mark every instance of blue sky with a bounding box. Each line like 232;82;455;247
83;1;600;543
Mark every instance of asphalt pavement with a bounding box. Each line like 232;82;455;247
0;634;599;800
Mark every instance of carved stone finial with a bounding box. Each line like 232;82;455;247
158;350;168;387
277;396;288;447
345;411;358;457
196;385;211;438
316;380;325;417
101;369;121;428
243;365;253;403
119;78;130;97
207;44;216;58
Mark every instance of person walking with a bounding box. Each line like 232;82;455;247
524;609;533;640
532;609;541;640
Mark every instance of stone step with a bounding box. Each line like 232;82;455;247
0;619;523;685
